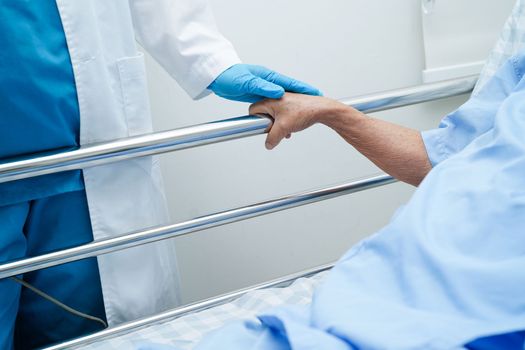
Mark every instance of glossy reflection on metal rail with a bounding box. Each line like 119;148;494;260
0;76;477;184
0;116;272;183
0;174;396;280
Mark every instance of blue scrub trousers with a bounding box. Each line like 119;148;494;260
0;190;106;349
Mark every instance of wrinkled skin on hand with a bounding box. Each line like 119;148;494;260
249;93;347;149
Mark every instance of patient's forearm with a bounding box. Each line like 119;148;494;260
321;107;432;186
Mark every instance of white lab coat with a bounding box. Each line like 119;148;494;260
54;0;240;326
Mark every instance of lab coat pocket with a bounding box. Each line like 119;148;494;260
116;52;153;136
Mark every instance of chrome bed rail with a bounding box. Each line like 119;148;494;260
0;76;476;349
0;76;476;184
44;263;335;350
0;174;395;280
0;76;478;280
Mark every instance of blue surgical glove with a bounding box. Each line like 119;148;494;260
208;64;322;103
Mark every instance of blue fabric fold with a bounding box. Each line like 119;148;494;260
186;54;525;350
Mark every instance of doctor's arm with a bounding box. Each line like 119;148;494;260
250;94;432;187
128;0;320;102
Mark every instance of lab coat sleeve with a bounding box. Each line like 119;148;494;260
128;0;242;99
421;55;523;167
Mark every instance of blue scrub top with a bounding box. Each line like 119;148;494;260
0;0;83;207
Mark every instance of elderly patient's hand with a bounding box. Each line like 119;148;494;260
249;93;346;150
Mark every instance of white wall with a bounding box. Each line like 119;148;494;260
142;0;510;304
421;0;515;82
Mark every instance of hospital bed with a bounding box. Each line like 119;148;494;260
0;76;476;350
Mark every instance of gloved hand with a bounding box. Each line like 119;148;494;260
208;64;322;103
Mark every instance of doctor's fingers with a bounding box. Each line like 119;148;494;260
242;76;285;99
218;93;268;104
249;65;322;96
264;72;321;96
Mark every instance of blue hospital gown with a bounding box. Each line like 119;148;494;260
181;54;525;349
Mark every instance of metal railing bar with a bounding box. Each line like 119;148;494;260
0;76;477;184
0;116;271;184
43;263;335;350
6;76;478;349
344;75;477;113
0;174;396;280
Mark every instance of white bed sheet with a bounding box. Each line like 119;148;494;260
76;271;328;350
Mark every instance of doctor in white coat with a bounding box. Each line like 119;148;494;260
0;0;320;348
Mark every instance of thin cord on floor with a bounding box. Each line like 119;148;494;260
11;276;108;328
